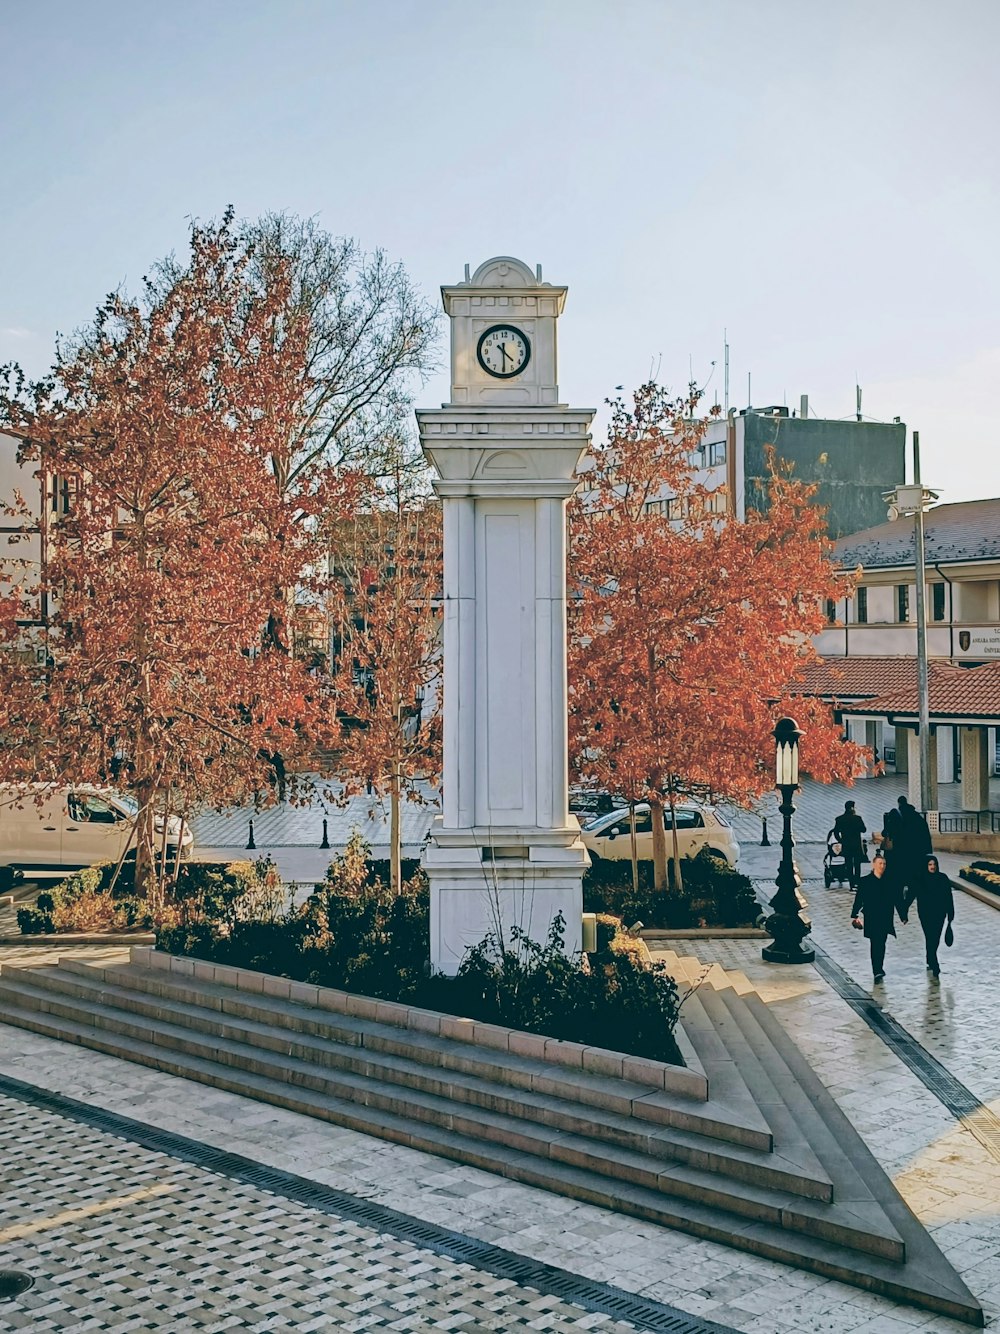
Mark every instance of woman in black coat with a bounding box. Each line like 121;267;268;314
876;807;904;883
905;854;955;978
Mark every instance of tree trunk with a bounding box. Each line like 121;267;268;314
133;786;158;909
667;783;684;895
629;802;639;894
390;753;402;896
108;817;138;894
156;810;170;902
650;795;669;891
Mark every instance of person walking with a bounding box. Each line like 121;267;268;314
874;807;904;884
905;854;955;978
833;800;867;890
851;848;908;984
896;796;933;898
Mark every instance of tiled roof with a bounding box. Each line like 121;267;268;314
796;656;1000;721
837;661;1000;723
835;497;1000;569
795;657;918;701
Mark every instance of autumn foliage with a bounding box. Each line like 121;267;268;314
569;383;862;890
330;496;442;893
0;214;350;903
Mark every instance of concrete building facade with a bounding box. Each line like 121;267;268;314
646;403;905;540
809;497;1000;833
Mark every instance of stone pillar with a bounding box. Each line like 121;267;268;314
961;726;991;812
937;725;955;783
894;726;909;773
907;729;938;811
418;256;594;976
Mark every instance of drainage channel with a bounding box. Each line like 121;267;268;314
810;944;1000;1164
0;1071;736;1334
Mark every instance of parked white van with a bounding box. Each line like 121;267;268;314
0;784;193;881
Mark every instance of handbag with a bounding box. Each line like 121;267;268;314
944;923;954;948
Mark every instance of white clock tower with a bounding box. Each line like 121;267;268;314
418;257;594;975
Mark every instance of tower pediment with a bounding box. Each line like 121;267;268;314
468;256;538;288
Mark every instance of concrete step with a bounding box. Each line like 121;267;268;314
57;958;715;1113
0;980;834;1230
716;985;905;1254
671;989;775;1151
0;967;816;1200
52;959;773;1152
0;992;983;1326
697;984;900;1263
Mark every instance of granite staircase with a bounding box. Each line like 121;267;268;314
0;946;983;1325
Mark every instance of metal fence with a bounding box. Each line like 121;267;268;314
937;810;1000;834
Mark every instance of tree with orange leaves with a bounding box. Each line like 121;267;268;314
0;213;348;905
330;462;442;894
569;383;862;893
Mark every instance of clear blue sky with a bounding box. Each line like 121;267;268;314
2;0;998;501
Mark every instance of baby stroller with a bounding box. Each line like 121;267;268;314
824;830;852;888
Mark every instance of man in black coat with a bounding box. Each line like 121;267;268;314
896;795;933;894
851;848;908;983
833;800;867;889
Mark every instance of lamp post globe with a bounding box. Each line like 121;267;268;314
762;716;815;965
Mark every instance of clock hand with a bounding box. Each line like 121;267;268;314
499;342;510;367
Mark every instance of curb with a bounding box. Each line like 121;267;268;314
640;927;767;941
950;876;1000;912
0;933;156;948
132;946;708;1101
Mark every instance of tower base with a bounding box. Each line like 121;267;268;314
424;817;588;976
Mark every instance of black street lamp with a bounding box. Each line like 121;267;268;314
762;716;815;965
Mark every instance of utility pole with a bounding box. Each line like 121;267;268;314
884;434;938;814
913;432;932;814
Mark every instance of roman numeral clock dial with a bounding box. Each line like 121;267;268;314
476;324;531;379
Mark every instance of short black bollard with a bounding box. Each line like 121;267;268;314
247;818;256;851
321;817;330;850
761;816;770;847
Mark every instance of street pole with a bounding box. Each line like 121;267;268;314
913;431;932;814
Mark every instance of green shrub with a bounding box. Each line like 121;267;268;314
17;907;53;935
584;848;759;929
421;913;681;1064
154;846;684;1065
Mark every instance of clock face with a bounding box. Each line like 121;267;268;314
476;324;531;379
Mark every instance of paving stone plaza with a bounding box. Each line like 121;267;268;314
1;770;999;1334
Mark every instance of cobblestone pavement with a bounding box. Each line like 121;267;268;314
0;1090;648;1333
190;781;438;860
721;773;1000;847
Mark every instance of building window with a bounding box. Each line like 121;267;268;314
932;582;946;622
49;473;77;515
644;498;667;516
825;599;837;624
708;441;727;467
856;586;868;624
896;584;909;623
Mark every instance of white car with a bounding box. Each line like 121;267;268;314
581;802;740;868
